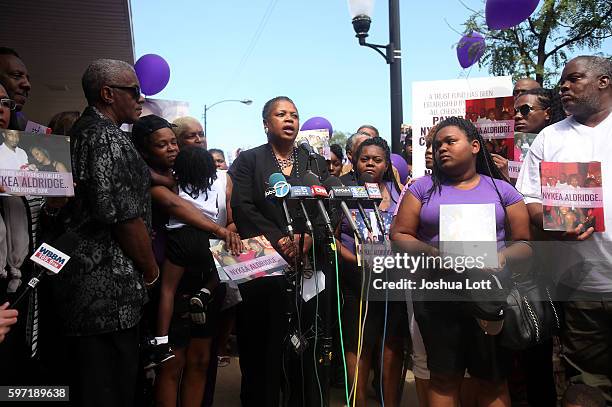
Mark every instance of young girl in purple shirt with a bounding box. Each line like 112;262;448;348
391;117;532;407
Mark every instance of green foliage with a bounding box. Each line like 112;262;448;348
330;130;349;148
462;0;612;86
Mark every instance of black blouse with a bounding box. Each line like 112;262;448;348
229;143;329;246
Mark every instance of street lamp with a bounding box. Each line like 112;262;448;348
348;0;403;154
202;99;253;137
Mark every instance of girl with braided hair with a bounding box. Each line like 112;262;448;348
391;117;532;407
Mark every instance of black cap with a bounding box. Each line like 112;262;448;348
132;115;175;141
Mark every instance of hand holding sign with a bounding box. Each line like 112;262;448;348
0;302;18;344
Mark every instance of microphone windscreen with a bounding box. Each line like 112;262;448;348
322;175;344;189
358;172;375;185
302;171;321;187
269;172;287;186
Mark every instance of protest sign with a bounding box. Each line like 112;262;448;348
541;162;605;231
411;76;513;177
465;96;515;166
296;128;330;160
0;129;74;196
210;235;288;284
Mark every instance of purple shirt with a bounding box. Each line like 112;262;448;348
405;175;523;246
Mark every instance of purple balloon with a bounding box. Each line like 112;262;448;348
134;54;170;96
391;153;410;183
486;0;540;30
300;116;333;137
457;32;486;69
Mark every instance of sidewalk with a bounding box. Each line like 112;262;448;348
214;357;418;406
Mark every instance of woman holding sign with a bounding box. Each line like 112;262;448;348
391;117;532;407
229;96;329;406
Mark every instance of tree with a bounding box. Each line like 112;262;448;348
330;130;349;148
463;0;612;85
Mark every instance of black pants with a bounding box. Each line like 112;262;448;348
236;277;287;407
61;326;140;407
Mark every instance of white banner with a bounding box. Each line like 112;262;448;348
411;76;513;177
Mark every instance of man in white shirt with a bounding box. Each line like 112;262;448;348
516;55;612;402
0;130;28;170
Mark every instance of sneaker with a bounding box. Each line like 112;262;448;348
189;288;211;325
143;343;175;370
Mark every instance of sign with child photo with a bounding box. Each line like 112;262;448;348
540;161;605;232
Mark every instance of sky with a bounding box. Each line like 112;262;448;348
131;0;612;155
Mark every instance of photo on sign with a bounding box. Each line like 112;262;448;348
465;96;515;160
513;132;538;162
0;129;74;196
508;132;538;179
295;129;330;160
210;235;287;284
540;161;605;232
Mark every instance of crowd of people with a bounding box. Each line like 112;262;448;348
0;45;611;407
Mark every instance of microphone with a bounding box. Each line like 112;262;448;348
290;185;314;233
12;242;72;309
269;172;294;241
323;176;364;243
298;139;317;158
303;172;334;237
359;173;387;239
349;185;374;236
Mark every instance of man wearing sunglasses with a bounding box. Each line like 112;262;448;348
0;47;31;131
516;55;612;403
51;58;156;407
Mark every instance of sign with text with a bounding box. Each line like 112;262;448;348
0;129;73;196
210;235;288;284
411;76;513;177
540;161;605;232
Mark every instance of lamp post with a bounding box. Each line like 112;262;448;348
202;99;253;136
348;0;403;154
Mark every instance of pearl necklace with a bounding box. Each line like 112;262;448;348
269;144;299;178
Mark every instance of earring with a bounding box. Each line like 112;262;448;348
264;127;269;134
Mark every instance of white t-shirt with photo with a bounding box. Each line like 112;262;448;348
516;112;612;293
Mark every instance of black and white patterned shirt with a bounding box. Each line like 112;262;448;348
52;106;151;336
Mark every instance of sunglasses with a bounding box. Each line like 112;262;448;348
0;98;16;110
514;104;543;117
109;85;142;100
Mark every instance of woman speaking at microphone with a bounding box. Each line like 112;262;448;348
228;96;328;406
337;136;405;407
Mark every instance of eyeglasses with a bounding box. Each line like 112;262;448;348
514;104;543;117
108;85;142;100
0;98;16;110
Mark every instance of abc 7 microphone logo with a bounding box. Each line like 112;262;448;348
265;180;290;198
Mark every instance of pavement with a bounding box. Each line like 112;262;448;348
214;357;418;406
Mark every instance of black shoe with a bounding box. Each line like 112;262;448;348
143;343;175;370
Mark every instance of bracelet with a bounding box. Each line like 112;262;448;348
145;267;160;287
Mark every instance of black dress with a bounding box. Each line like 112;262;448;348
228;143;328;407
